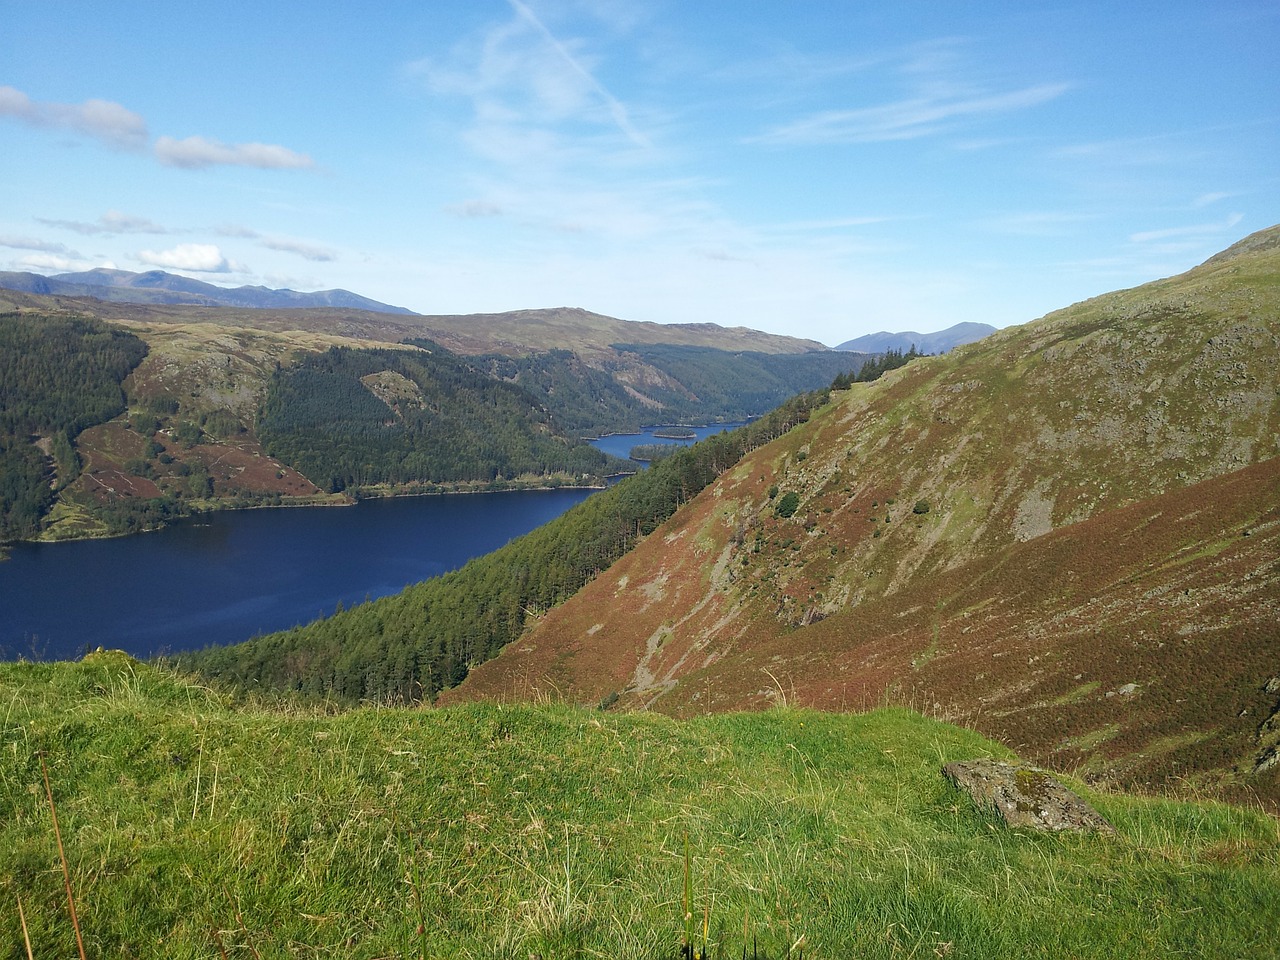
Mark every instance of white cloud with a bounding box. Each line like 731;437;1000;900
154;135;313;170
0;85;149;150
13;253;82;272
0;85;314;174
136;243;233;272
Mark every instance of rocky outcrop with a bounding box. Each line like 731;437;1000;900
1251;677;1280;776
943;759;1116;834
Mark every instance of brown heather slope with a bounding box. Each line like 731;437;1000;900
447;226;1280;802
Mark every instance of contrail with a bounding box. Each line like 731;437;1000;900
507;0;652;149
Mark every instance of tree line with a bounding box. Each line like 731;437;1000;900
830;346;924;389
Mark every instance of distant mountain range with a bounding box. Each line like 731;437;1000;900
0;268;417;315
836;321;996;354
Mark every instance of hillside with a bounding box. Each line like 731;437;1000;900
0;312;639;542
447;226;1280;802
1;293;867;541
3;653;1277;958
0;291;823;357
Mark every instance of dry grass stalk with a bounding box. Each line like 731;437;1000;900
40;752;87;960
17;893;34;960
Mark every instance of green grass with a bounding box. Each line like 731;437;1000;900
3;653;1278;958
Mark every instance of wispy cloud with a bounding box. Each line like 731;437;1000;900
0;85;148;150
769;215;896;232
752;82;1069;146
1061;213;1248;284
154;135;314;170
259;236;337;262
1191;191;1235;208
982;211;1100;237
0;235;81;256
136;243;235;273
744;38;1069;147
1129;213;1244;244
37;210;171;235
212;224;336;261
214;223;262;239
446;199;506;218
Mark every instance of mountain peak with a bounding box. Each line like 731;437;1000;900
1203;223;1280;266
835;321;997;354
0;268;417;315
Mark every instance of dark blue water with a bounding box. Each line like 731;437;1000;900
0;489;592;661
591;422;744;462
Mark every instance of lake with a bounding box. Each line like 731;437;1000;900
588;421;744;461
0;490;594;662
0;424;738;662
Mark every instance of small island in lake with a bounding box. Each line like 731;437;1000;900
651;427;697;439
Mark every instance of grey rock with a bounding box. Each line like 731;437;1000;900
1254;746;1279;776
943;759;1116;834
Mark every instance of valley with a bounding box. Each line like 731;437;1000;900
6;5;1277;954
1;292;869;543
163;225;1280;806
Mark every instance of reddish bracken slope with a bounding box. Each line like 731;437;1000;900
445;228;1280;804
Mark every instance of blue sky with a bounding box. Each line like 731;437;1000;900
2;1;1276;345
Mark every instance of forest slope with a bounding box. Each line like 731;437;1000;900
450;226;1280;803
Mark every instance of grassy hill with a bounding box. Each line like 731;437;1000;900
447;226;1280;803
3;652;1277;958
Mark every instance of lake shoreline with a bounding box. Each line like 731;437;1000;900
9;477;613;549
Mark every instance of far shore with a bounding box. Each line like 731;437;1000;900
8;477;617;550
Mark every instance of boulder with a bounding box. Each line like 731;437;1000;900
943;759;1115;834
